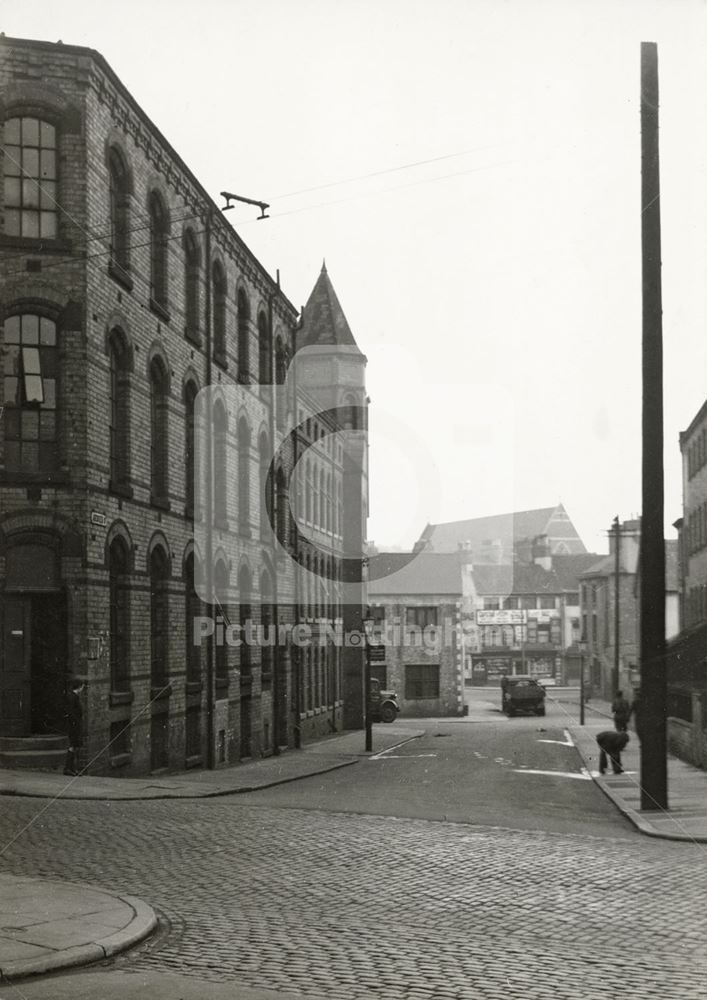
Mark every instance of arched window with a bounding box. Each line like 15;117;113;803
213;400;228;525
336;481;343;537
4;116;57;239
237;287;250;382
258;311;271;384
238;564;252;675
276;466;288;549
261;571;273;682
184;552;202;683
275;337;287;429
109;147;130;274
326;472;332;533
319;469;326;530
109;332;130;490
2;313;58;474
150;546;169;687
214;559;230;685
150;358;169;502
259;431;270;538
183;229;200;338
238;417;251;532
343;392;358;430
109;536;130;692
149;191;169;309
213;261;227;361
305;459;313;524
184;381;198;517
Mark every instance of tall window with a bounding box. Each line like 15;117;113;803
275;337;287;429
213;261;227;361
258;311;271;384
109;332;130;489
215;559;230;685
213;401;228;525
184;381;197;516
261;571;273;683
108;147;130;274
238;417;251;532
2;314;58;474
185;553;202;683
150;547;169;687
239;565;252;675
237;287;250;382
149;191;168;308
109;537;130;691
150;358;169;501
184;229;200;338
276;466;288;549
259;432;270;538
4;117;57;239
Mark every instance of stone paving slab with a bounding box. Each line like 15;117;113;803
0;875;156;981
3;968;317;999
555;694;707;843
0;726;425;801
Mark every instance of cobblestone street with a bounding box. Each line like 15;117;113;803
1;794;705;999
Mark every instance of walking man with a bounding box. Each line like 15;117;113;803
64;677;85;776
611;690;631;732
596;729;629;775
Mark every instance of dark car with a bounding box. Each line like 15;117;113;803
370;677;400;723
501;674;546;717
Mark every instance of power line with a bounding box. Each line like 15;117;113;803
272;143;511;200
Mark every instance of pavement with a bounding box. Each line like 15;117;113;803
0;725;423;983
0;725;425;800
549;690;707;843
0;875;156;983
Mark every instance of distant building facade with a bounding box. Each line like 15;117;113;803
580;518;679;700
666;400;707;767
368;553;465;718
0;37;368;773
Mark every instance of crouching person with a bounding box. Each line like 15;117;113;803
596;730;629;776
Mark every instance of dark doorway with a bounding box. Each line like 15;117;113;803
1;592;67;736
240;696;251;759
30;593;68;733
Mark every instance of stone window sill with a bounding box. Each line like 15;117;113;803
108;259;134;292
109;689;134;707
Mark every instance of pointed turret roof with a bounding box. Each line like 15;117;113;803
299;262;362;351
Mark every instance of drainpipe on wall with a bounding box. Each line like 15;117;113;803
204;206;215;769
268;291;280;755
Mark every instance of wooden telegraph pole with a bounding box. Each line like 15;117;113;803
639;42;667;810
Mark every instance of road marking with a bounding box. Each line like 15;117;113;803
512;768;592;780
369;753;438;759
536;729;575;747
370;736;424;759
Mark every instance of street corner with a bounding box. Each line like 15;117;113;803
0;875;157;982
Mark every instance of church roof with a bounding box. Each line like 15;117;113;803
416;504;586;557
299;262;363;351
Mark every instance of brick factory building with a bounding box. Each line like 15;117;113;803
0;36;368;774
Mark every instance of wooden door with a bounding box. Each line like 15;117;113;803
1;598;31;736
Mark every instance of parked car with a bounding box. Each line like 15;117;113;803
501;674;546;717
370;677;400;723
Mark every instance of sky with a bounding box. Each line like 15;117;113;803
2;0;706;555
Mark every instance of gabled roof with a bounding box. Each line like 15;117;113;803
299;262;362;351
582;539;679;591
368;552;462;597
416;504;586;557
551;554;604;589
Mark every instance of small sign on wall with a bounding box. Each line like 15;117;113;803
88;637;101;660
91;511;106;526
